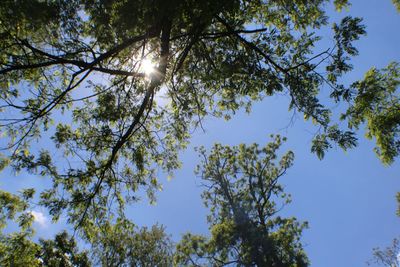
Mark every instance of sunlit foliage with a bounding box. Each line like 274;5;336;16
175;136;308;266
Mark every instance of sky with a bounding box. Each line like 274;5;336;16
1;1;399;266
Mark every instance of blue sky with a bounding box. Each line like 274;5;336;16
1;1;399;266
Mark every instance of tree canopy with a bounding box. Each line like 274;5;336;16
175;136;308;266
0;190;90;266
0;0;399;265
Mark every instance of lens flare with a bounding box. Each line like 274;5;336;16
141;59;155;76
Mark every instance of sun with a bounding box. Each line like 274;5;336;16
140;59;155;76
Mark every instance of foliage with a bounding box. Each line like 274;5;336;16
0;190;169;266
0;190;90;266
89;219;174;267
342;62;400;165
0;189;39;266
0;189;34;231
175;136;308;266
393;0;400;12
38;231;91;267
368;188;400;267
368;238;400;267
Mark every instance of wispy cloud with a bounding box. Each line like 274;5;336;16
30;210;48;228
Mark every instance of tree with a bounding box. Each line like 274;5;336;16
368;238;400;267
89;219;174;266
37;231;91;267
0;0;399;237
0;189;40;266
175;136;308;266
367;192;400;267
0;190;90;266
342;62;400;165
